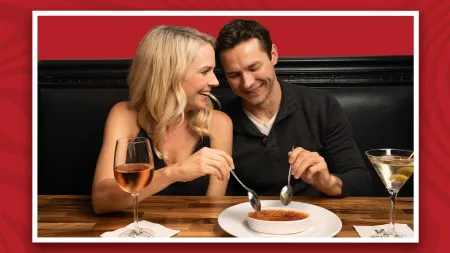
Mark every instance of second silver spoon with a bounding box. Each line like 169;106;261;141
280;146;295;206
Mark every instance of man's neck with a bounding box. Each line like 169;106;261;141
243;80;282;123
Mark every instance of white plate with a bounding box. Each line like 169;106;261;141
218;200;342;238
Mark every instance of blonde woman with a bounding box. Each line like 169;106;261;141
92;26;234;214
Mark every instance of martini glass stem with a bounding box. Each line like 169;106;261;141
388;190;398;236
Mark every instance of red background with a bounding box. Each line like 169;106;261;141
37;16;413;59
1;0;450;253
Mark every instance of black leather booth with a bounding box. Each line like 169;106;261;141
38;56;414;197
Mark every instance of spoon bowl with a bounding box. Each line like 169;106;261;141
248;190;261;212
230;169;261;212
280;146;295;206
280;184;293;206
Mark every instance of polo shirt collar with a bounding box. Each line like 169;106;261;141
229;80;298;136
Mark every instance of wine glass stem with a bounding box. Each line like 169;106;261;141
388;191;398;235
132;193;140;235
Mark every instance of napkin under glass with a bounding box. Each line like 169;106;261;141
100;220;180;238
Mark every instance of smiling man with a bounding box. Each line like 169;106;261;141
216;19;372;197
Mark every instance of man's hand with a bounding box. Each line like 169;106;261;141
288;147;342;196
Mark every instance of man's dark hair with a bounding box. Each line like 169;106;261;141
216;19;273;59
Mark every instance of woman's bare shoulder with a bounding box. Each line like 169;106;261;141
210;110;232;133
109;101;137;120
105;101;139;134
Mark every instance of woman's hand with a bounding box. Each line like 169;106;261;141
168;147;234;182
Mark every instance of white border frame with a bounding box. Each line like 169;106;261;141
32;10;419;243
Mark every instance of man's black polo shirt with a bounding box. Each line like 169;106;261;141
223;80;372;197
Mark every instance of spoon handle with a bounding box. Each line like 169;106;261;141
288;164;292;185
230;169;251;192
288;146;295;185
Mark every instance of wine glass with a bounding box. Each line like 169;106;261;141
114;137;155;238
366;148;414;238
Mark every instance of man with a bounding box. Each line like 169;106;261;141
216;19;372;197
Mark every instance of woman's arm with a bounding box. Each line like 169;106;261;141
91;102;177;214
205;110;233;196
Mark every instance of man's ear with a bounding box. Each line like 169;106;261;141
271;44;278;65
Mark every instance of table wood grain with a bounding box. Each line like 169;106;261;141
37;195;413;238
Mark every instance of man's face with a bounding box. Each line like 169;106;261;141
219;38;278;108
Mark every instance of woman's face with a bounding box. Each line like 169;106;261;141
182;43;219;111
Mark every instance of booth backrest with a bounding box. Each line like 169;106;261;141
38;56;414;197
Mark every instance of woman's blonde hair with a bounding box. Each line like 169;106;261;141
127;25;220;160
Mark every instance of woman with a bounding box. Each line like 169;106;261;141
92;25;234;214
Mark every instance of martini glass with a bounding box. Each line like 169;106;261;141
366;149;414;238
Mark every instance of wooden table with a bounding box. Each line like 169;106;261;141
37;195;413;238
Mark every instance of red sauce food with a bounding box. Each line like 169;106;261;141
248;209;309;221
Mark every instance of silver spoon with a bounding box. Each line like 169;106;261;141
230;168;261;212
280;146;295;206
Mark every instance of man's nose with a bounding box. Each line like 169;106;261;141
242;73;254;89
